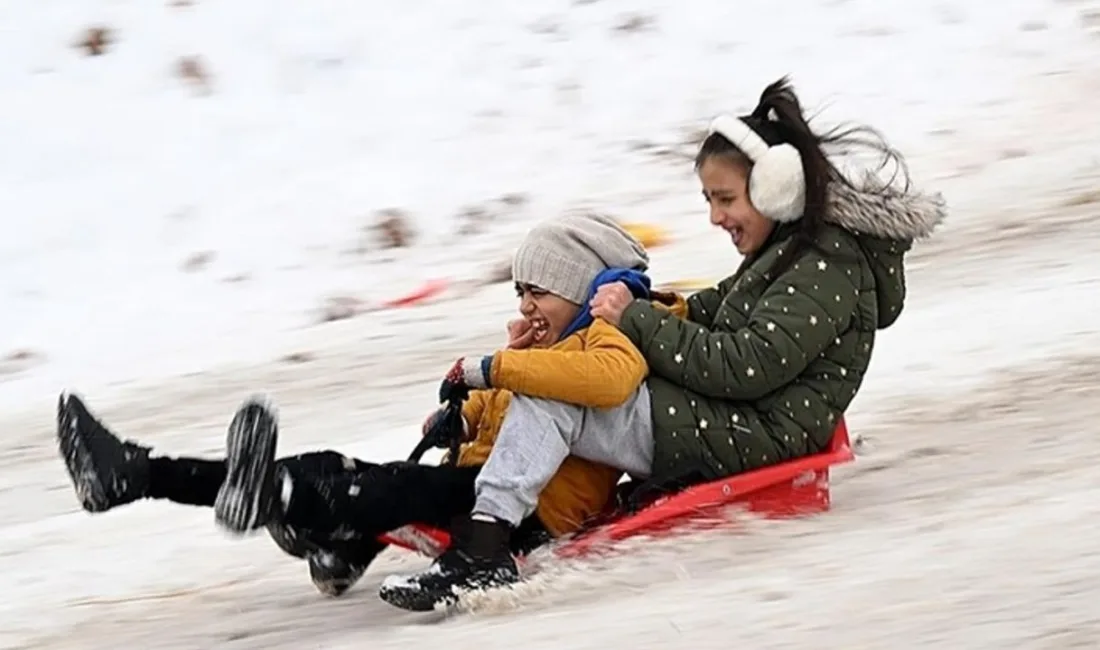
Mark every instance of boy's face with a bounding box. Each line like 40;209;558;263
515;283;582;348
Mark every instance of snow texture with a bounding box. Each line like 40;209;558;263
3;0;1100;647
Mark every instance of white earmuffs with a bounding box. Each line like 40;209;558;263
708;114;806;223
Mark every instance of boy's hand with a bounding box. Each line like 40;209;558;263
506;318;536;349
439;356;491;403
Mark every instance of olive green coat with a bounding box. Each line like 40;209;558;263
620;176;946;481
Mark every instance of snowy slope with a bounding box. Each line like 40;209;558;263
3;0;1100;647
3;0;1094;410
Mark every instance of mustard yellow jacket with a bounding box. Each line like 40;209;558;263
454;317;649;536
453;295;689;536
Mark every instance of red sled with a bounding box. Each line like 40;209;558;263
378;417;856;559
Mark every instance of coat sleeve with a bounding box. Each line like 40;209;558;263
488;318;648;409
684;274;738;327
619;254;858;401
461;389;491;435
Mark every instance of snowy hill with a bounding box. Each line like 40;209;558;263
2;0;1100;647
3;0;1094;408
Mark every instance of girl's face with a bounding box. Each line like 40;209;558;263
698;156;775;256
515;283;581;348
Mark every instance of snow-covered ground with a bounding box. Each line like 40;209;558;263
3;0;1100;647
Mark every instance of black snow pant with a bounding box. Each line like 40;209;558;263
146;451;551;562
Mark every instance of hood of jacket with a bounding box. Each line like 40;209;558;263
824;170;947;328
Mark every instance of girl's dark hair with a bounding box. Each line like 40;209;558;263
695;76;908;276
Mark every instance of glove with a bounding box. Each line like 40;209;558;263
439;355;493;403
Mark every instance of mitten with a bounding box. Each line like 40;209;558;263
439;355;493;403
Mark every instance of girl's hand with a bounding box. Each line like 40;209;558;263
589;282;634;327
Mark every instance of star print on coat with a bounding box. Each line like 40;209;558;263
618;176;946;482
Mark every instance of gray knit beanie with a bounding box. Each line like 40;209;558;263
511;212;649;305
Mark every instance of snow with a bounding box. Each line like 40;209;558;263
3;0;1100;647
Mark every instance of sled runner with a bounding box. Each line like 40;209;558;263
380;413;856;559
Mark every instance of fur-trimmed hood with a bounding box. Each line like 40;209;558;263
823;171;946;329
825;170;947;241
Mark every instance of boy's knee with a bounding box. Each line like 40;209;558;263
506;395;586;444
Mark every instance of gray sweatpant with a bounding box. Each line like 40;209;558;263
473;384;655;527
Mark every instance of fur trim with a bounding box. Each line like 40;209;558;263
825;170;946;241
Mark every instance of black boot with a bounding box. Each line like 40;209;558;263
378;513;520;612
265;516;385;598
269;459;383;597
213;395;280;534
265;518;310;559
308;550;368;597
306;538;388;597
56;392;151;513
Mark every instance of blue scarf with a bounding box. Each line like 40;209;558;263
559;268;652;340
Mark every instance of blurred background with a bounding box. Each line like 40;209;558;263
1;0;1099;647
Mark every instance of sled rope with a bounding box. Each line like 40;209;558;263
407;390;468;466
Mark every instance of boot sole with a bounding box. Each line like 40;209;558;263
378;578;456;612
56;393;110;513
214;395;279;534
378;562;520;612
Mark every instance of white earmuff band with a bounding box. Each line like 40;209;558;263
708;114;769;162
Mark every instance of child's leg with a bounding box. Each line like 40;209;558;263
207;396;488;539
146;457;225;506
378;387;653;612
234;446;551;551
141;448;378;512
57;391;263;512
279;458;549;597
55;393;318;518
473;384;654;529
260;452;403;598
278;456;482;538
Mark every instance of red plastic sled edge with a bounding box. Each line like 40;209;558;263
378;417;855;559
379;278;449;309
